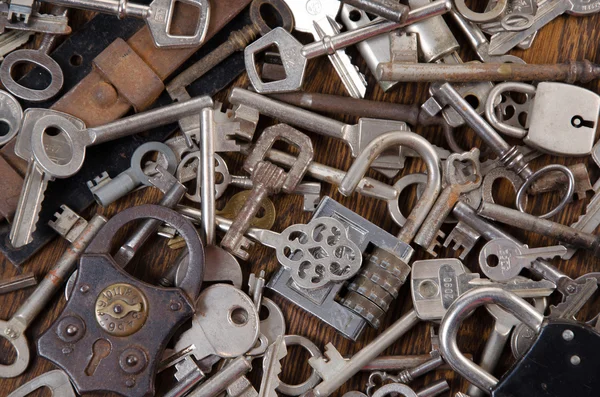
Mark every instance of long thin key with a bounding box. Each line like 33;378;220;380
0;274;37;295
284;0;367;98
479;238;568;282
488;0;600;55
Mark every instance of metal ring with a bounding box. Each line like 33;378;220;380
454;0;508;23
388;173;427;228
516;164;575;219
131;142;178;186
249;0;295;36
485;82;535;138
0;49;64;102
0;90;23;147
481;167;527;208
275;335;322;396
501;13;535;31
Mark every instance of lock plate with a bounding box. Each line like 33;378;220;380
493;319;600;397
525;83;599;156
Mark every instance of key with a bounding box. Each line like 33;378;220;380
284;0;367;98
0;88;23;147
443;221;481;260
366;354;443;396
0;273;37;295
10;97;212;248
414;148;482;256
259;335;287;397
528;163;593;201
87;142;177;207
410;258;555;321
48;205;88;243
477;202;600;256
39;0;210;48
0;213;106;378
7;370;75;397
186;356;253;397
340;5;398;92
0;30;33;62
245;0;451;94
0;3;71;34
488;0;600;55
221;124;313;259
166;0;292;145
217;214;363;290
566;191;600;259
479;238;568;282
0;6;67;102
230;88;411;176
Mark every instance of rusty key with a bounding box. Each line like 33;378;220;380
221;124;313;260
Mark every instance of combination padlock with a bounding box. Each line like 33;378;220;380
37;205;205;397
439;287;600;397
486;82;600;156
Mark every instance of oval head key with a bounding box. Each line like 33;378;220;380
479;238;568;282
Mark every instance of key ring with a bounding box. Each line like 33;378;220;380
516;164;575;219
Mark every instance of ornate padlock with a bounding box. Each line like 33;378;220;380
38;205;205;397
439;287;600;396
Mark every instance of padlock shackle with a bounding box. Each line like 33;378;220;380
439;287;544;392
85;204;205;300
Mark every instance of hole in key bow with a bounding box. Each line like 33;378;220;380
571;115;595;129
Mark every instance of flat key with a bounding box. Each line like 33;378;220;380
479;238;568;282
488;0;600;55
0;273;37;295
284;0;367;98
9;161;51;248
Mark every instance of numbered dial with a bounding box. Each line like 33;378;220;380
95;283;148;337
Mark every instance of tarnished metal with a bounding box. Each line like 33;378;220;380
343;0;409;22
0;273;37;295
377;60;600;84
478;202;600;256
528;163;593;201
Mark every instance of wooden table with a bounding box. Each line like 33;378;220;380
2;6;600;397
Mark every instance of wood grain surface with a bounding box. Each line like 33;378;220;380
2;4;600;397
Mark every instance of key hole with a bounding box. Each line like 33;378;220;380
486;254;500;268
85;338;111;376
571;115;595;129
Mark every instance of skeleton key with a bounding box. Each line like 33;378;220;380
479;238;568;282
488;0;600;55
0;213;106;378
7;370;76;397
221;124;313;260
9;97;212;248
443;221;481;260
413;148;482;256
283;0;367;98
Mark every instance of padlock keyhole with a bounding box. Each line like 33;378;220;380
571;115;595;129
85;338;111;376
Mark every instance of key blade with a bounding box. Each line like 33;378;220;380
550;277;598;319
313;17;367;99
467;278;556;298
516;245;568;262
9;161;51;248
488;0;567;55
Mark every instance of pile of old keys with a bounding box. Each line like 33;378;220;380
3;0;600;395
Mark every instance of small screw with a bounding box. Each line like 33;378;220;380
62;347;72;355
113;305;123;314
566;285;576;294
562;330;575;341
570;355;581;365
66;325;79;336
80;284;90;293
126;355;139;366
170;301;182;311
125;379;135;388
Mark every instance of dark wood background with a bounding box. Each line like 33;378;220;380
2;3;600;396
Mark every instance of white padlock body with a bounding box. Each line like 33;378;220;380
525;82;599;156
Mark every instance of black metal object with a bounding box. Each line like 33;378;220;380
0;8;251;265
493;320;600;397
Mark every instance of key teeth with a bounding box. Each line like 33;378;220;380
86;172;111;192
425;230;446;257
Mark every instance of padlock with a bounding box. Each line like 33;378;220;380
486;82;600;156
439;287;600;397
37;205;205;397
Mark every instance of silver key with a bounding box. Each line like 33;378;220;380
259;335;287;397
40;0;210;48
245;0;451;94
87;142;177;207
7;370;75;397
0;3;70;34
479;238;568;282
340;5;397;92
0;89;24;147
283;0;367;98
0;213;106;377
488;0;600;55
443;221;481;260
0;30;32;62
10;97;212;247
